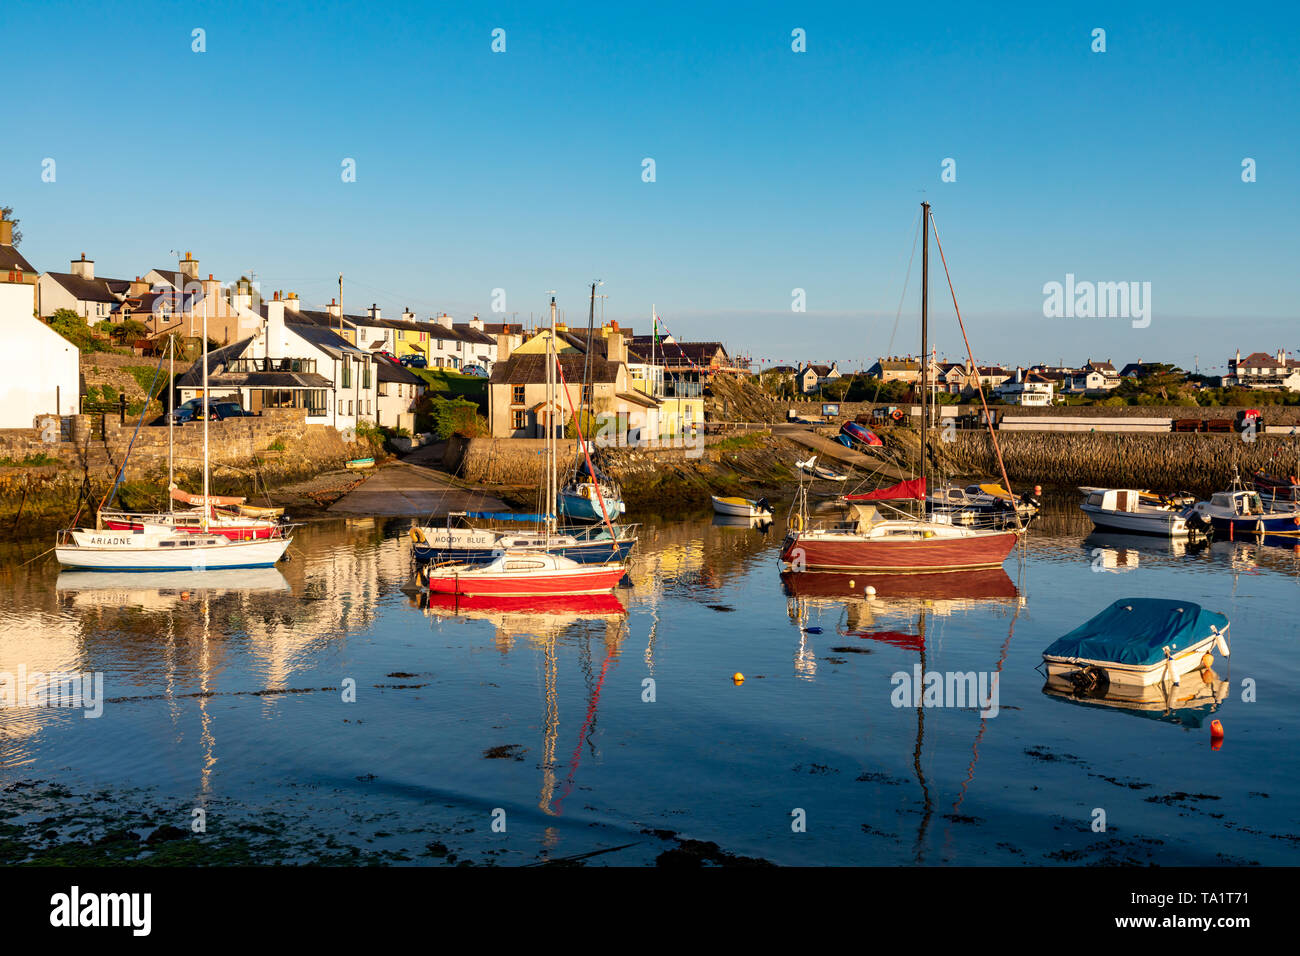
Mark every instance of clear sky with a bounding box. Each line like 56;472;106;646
3;0;1296;375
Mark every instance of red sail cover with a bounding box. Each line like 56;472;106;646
845;478;927;501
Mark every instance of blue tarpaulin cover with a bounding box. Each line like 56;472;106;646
1043;598;1227;667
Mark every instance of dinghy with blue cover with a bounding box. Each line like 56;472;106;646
1041;598;1229;688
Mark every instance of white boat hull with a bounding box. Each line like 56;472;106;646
1081;502;1190;537
711;496;771;518
1043;632;1223;687
55;531;290;571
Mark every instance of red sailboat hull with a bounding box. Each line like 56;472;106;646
780;530;1018;573
423;565;627;597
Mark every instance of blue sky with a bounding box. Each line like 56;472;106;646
4;1;1296;373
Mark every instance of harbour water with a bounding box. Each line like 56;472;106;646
1;502;1296;865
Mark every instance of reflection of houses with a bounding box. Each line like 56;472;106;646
176;297;377;431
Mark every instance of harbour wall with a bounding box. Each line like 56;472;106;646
932;430;1299;494
0;409;374;531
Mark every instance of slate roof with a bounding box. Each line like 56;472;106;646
490;352;621;385
0;242;36;274
43;271;127;303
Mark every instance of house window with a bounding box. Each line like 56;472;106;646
397;330;405;341
341;360;352;389
349;400;354;416
582;384;593;405
512;385;525;404
362;360;371;389
512;410;526;430
437;339;443;351
338;399;343;415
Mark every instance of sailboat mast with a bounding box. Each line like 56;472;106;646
920;201;929;499
201;289;209;532
168;334;174;511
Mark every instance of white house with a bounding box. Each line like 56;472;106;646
376;357;425;433
176;298;378;432
37;254;130;320
0;278;80;427
995;368;1055;406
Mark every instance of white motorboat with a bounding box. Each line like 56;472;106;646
1080;488;1194;537
1042;598;1229;688
711;494;773;518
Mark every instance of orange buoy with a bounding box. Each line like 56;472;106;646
732;672;744;684
1200;652;1214;670
1210;720;1224;745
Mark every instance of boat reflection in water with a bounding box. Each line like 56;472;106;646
780;566;1022;861
55;568;291;608
710;512;774;534
1042;667;1229;729
1083;531;1210;568
407;582;630;841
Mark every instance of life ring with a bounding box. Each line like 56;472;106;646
891;408;904;421
1293;515;1300;527
790;513;804;531
580;485;591;499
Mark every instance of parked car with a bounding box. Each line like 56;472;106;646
461;364;488;377
399;354;428;368
375;350;398;363
213;402;255;419
166;398;251;423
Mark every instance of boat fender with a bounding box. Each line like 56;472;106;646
1213;627;1230;657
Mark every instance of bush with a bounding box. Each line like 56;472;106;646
49;308;114;353
420;398;484;440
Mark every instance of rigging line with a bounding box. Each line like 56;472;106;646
927;209;1023;534
97;347;170;514
869;208;923;410
951;598;1022;816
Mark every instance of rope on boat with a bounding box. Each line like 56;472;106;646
928;210;1023;534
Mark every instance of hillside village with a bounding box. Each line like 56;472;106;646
2;213;1299;452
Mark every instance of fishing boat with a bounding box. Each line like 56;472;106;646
410;511;637;565
1192;488;1300;536
1041;598;1229;688
710;495;772;518
839;421;883;447
1079;487;1196;537
781;202;1022;573
420;549;627;597
1251;469;1300;503
54;292;294;571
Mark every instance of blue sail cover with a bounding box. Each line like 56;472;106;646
1043;598;1227;667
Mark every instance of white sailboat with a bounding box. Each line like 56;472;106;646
55;294;293;572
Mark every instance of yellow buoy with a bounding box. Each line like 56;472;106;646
732;672;744;684
848;579;855;589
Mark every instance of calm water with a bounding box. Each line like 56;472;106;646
1;503;1297;865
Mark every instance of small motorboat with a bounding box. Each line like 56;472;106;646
410;517;637;565
711;495;773;518
1042;598;1229;688
346;457;376;470
420;550;627;597
1193;488;1300;536
1079;487;1196;537
796;456;848;481
839;421;883;448
927;482;1040;524
1251;469;1300;503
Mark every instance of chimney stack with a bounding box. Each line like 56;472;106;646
606;331;627;365
401;307;416;323
70;253;94;280
179;251;199;280
436;312;453;330
0;221;13;245
284;291;300;311
326;297;341;318
366;303;382;322
470;313;484;331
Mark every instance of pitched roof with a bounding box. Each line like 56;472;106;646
286;319;366;359
1236;351;1300;369
490;352;621;385
0;242;36;274
376;358;424;384
174;338;256;387
42;271;126;303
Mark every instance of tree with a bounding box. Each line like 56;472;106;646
0;205;20;246
48;308;111;352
